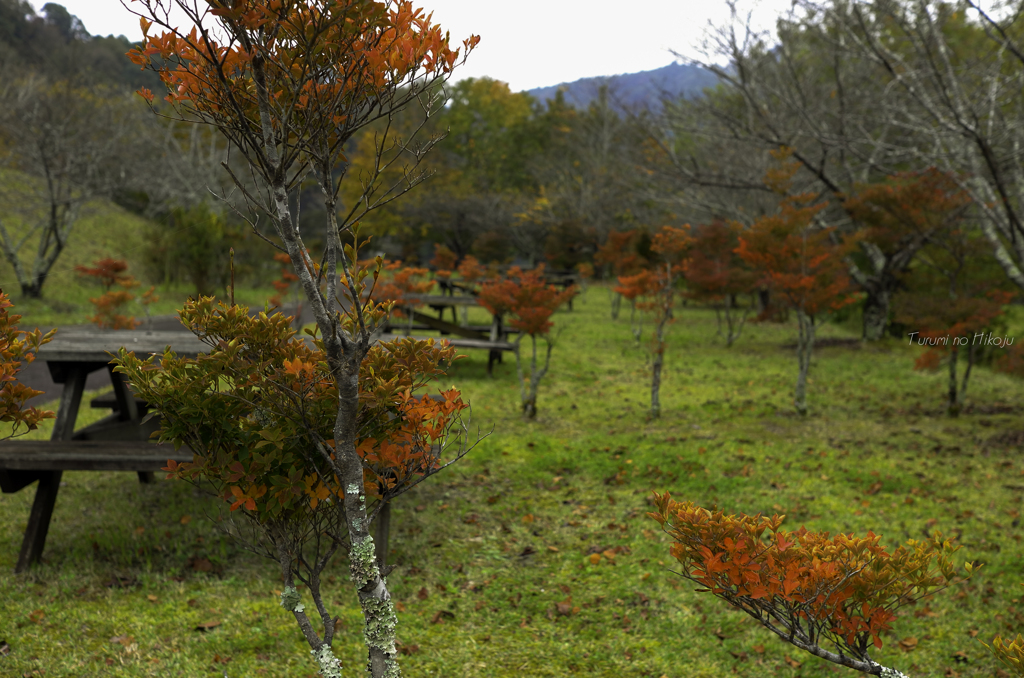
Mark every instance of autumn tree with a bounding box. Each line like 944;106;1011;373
841;168;972;340
894;229;1014;416
0;291;55;439
737;152;856;415
595;228;647;319
649;492;976;677
122;2;477;676
683;219;757;346
75;258;158;330
615;226;690;418
478;266;575;419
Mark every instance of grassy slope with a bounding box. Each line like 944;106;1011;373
1;287;1023;677
0;169;277;329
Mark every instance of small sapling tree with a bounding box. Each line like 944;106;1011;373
122;1;478;675
478;265;575;419
0;291;55;439
615;226;690;418
649;492;978;677
613;270;650;344
75;258;158;330
595;229;645;319
736;192;856;415
683;219;757;347
893;225;1014;416
430;243;458;279
117;291;469;676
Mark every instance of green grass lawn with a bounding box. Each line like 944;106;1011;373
1;286;1022;677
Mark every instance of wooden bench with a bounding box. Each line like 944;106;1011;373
0;439;193;573
377;332;516;375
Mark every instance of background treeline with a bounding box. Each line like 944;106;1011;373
1;0;1023;351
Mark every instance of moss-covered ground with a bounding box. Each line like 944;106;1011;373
1;287;1023;677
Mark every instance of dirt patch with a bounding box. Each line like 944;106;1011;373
984;430;1024;450
780;338;861;350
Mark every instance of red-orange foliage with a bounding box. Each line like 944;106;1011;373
908;290;1013;371
650;492;973;671
75;258;157;330
843;168;971;250
595;229;646;278
735;194;855;318
375;261;435;320
75;258;131;289
128;2;478;123
268;252;301;309
456;255;487;286
0;292;55;438
478;265;575;337
430;244;458;279
684;220;757;305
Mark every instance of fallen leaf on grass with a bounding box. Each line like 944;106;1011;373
190;557;214;573
27;610;44;623
784;655;802;668
146;595;158;603
899;637;919;651
212;653;231;664
394;601;406;612
752;644;765;654
110;635;133;647
588;553;601;565
546;546;559;552
429;610;455;624
416;587;429;600
194;620;221;632
180;515;191;525
396;640;419;656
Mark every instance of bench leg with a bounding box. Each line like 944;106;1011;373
15;366;86;572
137;471;155;484
15;470;62;573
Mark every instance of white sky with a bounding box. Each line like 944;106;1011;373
31;0;798;92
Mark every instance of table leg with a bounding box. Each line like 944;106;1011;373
109;365;152;484
15;366;86;573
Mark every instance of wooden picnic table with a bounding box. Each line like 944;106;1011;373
0;329;205;572
389;294;513;374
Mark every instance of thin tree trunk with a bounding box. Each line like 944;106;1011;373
724;295;750;347
611;290;622;319
650;319;666;418
794;309;815;416
959;342;976;412
515;334;552;420
947;346;961;417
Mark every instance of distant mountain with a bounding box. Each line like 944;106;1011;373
525;61;722;111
